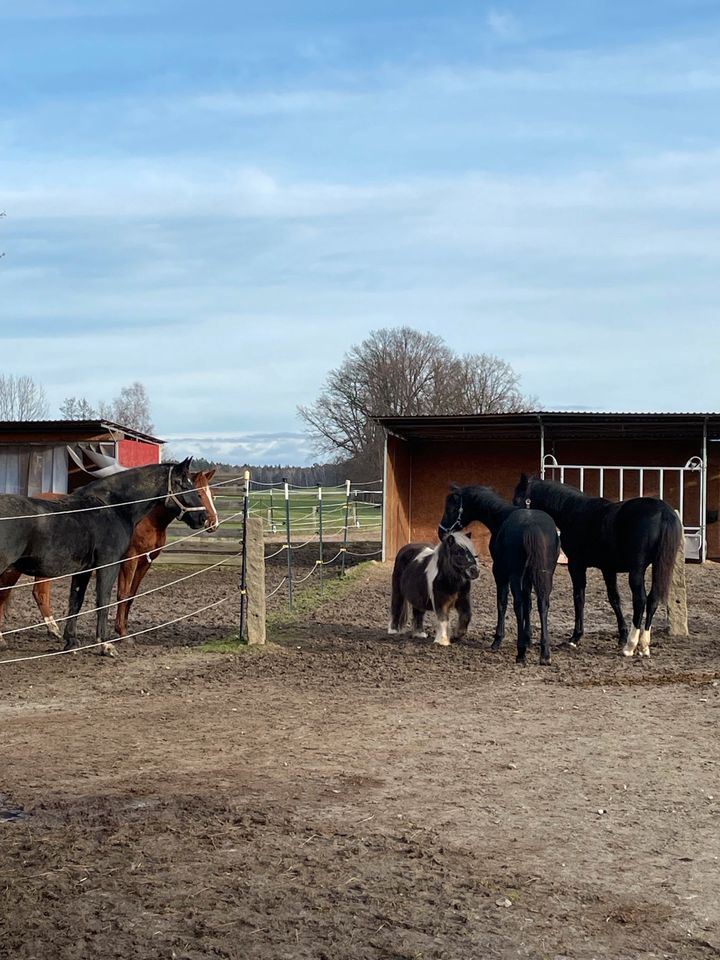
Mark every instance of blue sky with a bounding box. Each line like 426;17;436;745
2;1;720;465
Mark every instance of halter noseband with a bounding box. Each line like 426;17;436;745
439;497;464;535
164;470;206;521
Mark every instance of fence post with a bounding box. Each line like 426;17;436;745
341;478;351;576
667;520;689;637
239;469;250;641
283;478;293;610
245;517;266;645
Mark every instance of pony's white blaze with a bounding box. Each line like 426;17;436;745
622;626;641;657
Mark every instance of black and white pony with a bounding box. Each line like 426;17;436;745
438;484;559;665
0;459;207;656
388;532;479;646
513;474;683;657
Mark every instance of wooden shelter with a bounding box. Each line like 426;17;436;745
379;412;720;562
0;419;163;497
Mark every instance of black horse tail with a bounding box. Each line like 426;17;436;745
653;508;684;603
521;525;554;595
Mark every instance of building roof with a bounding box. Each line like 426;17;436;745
375;411;720;443
0;419;164;444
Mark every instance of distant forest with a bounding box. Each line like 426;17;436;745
188;458;381;488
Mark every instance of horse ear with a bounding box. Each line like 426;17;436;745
175;456;192;477
205;468;216;481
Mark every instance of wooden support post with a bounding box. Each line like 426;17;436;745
667;533;689;638
245;517;266;645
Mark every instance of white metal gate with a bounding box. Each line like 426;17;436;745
541;455;706;561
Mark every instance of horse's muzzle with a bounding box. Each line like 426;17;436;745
467;565;480;580
205;517;219;532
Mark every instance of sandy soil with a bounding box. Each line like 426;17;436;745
1;557;719;959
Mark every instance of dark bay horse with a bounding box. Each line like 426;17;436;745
513;474;683;657
438;484;559;665
388;532;479;646
0;469;218;645
0;459;207;655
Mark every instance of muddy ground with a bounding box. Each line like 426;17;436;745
1;556;719;960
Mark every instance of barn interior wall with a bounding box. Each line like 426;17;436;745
387;433;720;563
407;440;540;559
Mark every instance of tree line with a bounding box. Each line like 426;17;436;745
2;326;535;477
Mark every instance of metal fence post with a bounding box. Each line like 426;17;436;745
283;478;293;610
239;469;250;641
341;478;351;576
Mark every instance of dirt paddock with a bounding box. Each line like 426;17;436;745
1;558;719;959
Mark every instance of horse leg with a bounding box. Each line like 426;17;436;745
568;561;587;647
411;608;427;640
453;587;471;641
433;598;451;646
388;576;408;634
601;569;628;647
491;571;509;652
511;578;529;664
622;567;648;657
95;566;120;657
32;578;61;642
63;571;92;651
639;565;662;657
0;568;22;649
537;589;552;666
115;557;144;637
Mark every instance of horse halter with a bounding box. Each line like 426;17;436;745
439;497;464;535
164;470;206;521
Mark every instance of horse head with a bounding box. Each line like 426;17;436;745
192;468;219;532
512;473;534;509
166;458;208;529
438;482;465;540
441;531;479;581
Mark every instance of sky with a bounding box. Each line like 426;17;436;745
2;1;720;466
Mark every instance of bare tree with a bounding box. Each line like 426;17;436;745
0;374;49;420
99;382;154;434
60;396;97;420
298;327;534;475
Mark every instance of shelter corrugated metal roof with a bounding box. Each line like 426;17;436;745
375;411;720;443
0;419;164;445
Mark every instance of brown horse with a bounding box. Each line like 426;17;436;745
0;469;218;647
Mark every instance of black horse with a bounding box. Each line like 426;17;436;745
388;532;479;646
513;474;683;657
438;484;559;665
0;459;207;655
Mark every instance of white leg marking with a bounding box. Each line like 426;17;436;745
387;619;399;635
622;626;641;657
639;628;651;657
100;642;118;658
44;616;61;639
434;619;451;646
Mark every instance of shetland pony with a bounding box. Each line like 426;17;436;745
513;474;683;657
438;484;559;665
388;532;479;646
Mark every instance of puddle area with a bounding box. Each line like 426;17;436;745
0;794;29;823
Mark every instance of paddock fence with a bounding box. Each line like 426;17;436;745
0;471;383;663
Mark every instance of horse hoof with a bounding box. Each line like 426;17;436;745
540;657;551;666
100;642;118;658
490;640;502;652
621;646;635;657
515;656;527;666
412;631;428;639
434;637;450;647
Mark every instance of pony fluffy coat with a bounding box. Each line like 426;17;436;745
388;532;479;645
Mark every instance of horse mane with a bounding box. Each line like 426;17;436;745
531;476;592;513
461;484;516;529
